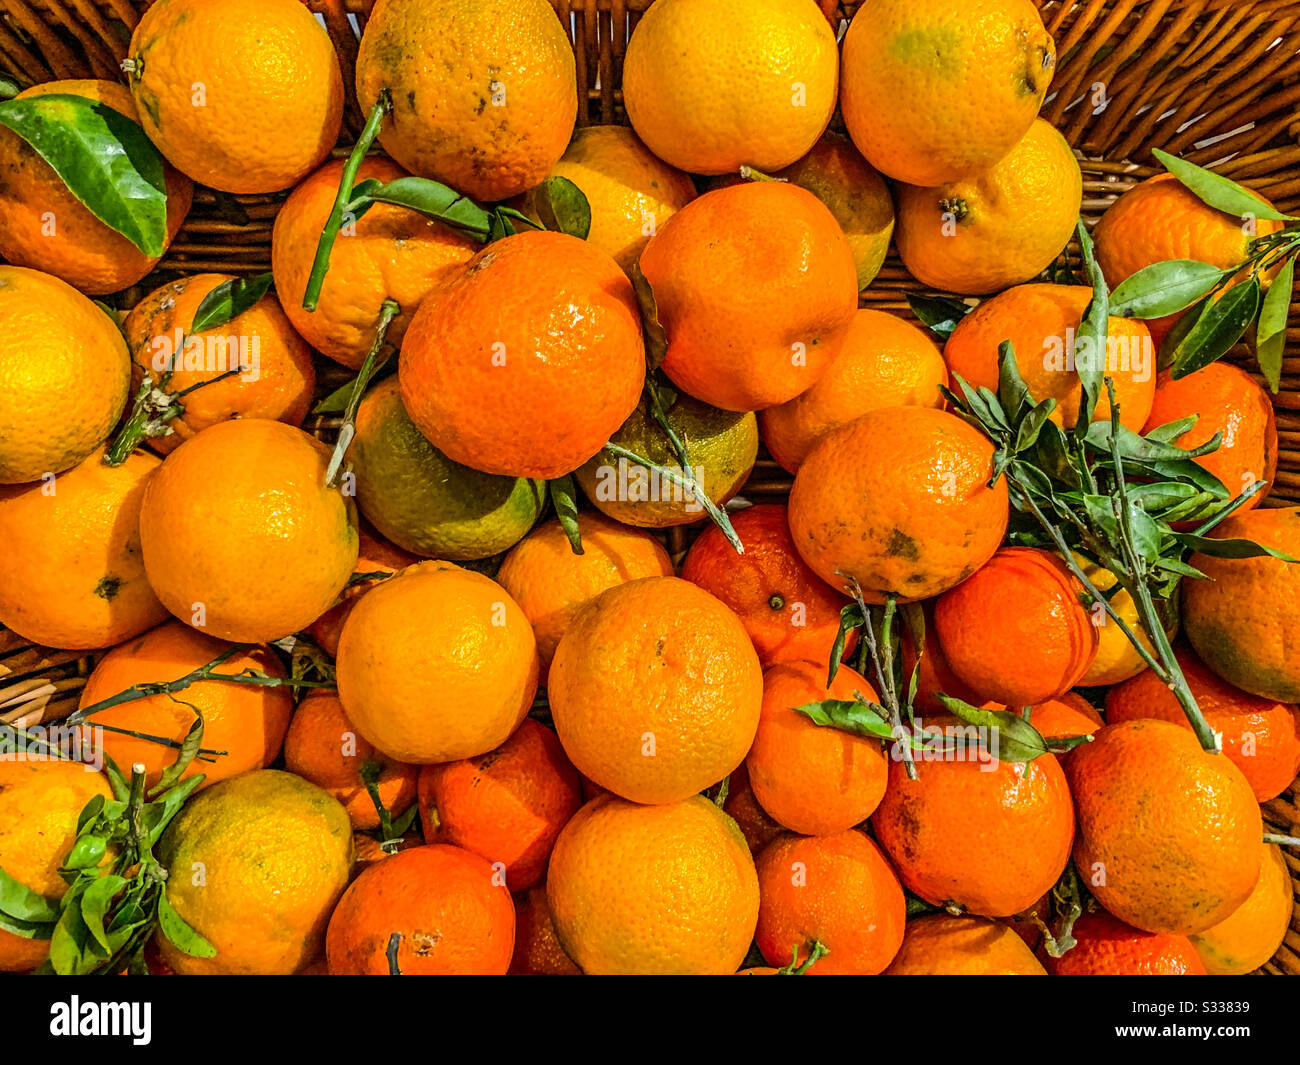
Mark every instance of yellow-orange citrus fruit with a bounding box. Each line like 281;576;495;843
1191;842;1292;975
1045;909;1207;975
884;915;1047;975
510;884;582;975
1075;556;1171;687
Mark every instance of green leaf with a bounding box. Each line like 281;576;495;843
1014;402;1056;454
149;714;206;795
61;833;108;872
0;94;168;256
906;293;973;340
1175;533;1298;563
79;875;128;952
1123;501;1164;563
1152;149;1295;223
996;340;1032;423
1073;219;1109;432
1108;259;1227;318
531;176;591;239
367;177;493;240
827;603;865;686
1255;256;1294;393
1169;277;1262;378
1124;481;1201;511
935;695;1052;762
548;475;584;555
0;865;60;924
794;698;894;741
389;802;420;838
1143;414;1199;444
1158;295;1210;369
0;910;55;940
157;890;217;958
190;273;274;334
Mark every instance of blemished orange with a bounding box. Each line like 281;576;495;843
510;884;582;975
840;0;1055;186
417;719;581;893
746;661;888;836
934;547;1099;708
1106;645;1300;802
680;504;854;670
548;576;762;805
1045;910;1207;975
0;446;168;650
1182;507;1300;702
0;265;130;485
943;283;1157;432
0;80;192;295
760;310;947;474
77;619;293;792
306;525;419;658
883;915;1047;975
496;511;674;685
335;561;539;764
1066;719;1261;934
399;230;645;479
138;419;359;643
788;406;1009;602
271;156;478;370
282;689;418;832
895;119;1082;295
755;830;906;975
1191;842;1292;975
547;793;759;975
355;0;575;201
722;761;785;856
126;0;342;194
639;181;859;412
122;273;315;454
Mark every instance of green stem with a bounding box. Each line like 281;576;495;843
104;367;243;466
325;298;400;488
1263;834;1300;847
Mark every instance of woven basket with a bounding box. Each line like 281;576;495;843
0;0;1297;973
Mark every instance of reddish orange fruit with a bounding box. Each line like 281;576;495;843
1030;693;1104;743
899;606;995;715
722;761;785;856
305;525;419;657
1045;910;1207;975
884;914;1047;975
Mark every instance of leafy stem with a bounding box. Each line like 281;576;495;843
325;297;400;488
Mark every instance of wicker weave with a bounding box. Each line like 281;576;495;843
0;0;1297;974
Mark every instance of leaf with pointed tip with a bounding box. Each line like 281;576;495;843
1169;277;1261;379
157;890;217;958
1175;533;1297;562
794;698;894;742
1143;414;1199;444
190;273;274;333
1255;256;1294;393
935;695;1052;762
0;866;59;924
906;293;973;340
548;475;584;555
1108;259;1227;318
532;176;591;239
1153;149;1295;223
1072;219;1108;432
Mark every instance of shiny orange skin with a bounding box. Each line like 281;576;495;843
399;230;645;479
1106;647;1300;802
326;844;515;975
747;661;887;836
509;884;582;975
789;406;1009;603
1066;719;1262;934
1046;910;1207;975
1030;692;1104;742
1191;841;1292;975
680;504;854;670
755;830;906;974
306;525;420;657
723;761;786;856
639;182;859;412
899;606;994;715
417;719;581;893
935;548;1099;708
884;914;1047;975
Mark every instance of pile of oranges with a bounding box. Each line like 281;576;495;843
0;0;1297;978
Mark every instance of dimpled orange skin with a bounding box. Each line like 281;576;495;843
496;512;674;685
356;0;575;201
139;419;358;643
680;504;854;670
1182;507;1300;703
884;915;1047;975
0;266;130;485
399;230;645;479
78;619;293;792
943;284;1156;432
272;157;478;370
548;576;763;805
510;884;582;975
127;0;343;194
788;406;1009;602
840;0;1055;186
759;309;948;474
547;794;759;975
747;661;888;836
0;80;192;295
1066;719;1261;934
639;182;859;412
417;719;582;893
755;829;906;974
1191;842;1292;975
335;562;539;765
327;843;515;975
1106;646;1300;802
306;525;420;657
723;761;785;856
122;274;315;454
1045;910;1206;975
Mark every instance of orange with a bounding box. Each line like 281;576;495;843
0;265;130;485
1106;645;1300;802
1045;910;1207;975
934;547;1099;708
884;915;1047;975
840;0;1055;186
788;406;1009;602
355;0;575;201
746;660;887;835
899;606;996;715
509;884;582;975
0;79;192;295
271;156;478;370
1065;719;1261;934
352;829;420;871
306;524;419;657
1076;555;1168;686
139;419;359;643
399;230;645;479
0;446;168;650
548;576;762;804
639;181;858;412
417;719;581;893
680;504;853;670
335;561;539;764
122;273;316;454
943;283;1156;432
1191;842;1292;975
282;689;418;831
77;619;293;792
496;511;674;684
1030;692;1104;743
722;761;785;856
1182;507;1300;702
759;309;948;473
895;119;1082;295
754;829;906;974
547;793;759;975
